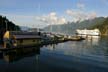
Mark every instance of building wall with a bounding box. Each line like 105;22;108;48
16;39;41;46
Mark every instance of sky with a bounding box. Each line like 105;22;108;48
0;0;108;28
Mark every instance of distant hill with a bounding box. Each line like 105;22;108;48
44;17;106;35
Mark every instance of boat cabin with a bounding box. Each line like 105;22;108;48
3;31;42;48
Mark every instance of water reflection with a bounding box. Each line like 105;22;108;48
2;35;100;63
86;36;100;46
46;44;56;50
0;36;108;72
42;36;108;61
2;47;40;62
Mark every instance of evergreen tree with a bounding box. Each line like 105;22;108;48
0;15;21;44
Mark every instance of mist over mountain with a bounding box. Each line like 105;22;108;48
44;17;106;35
20;26;30;31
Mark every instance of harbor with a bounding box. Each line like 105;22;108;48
0;16;104;72
0;21;107;72
0;30;85;51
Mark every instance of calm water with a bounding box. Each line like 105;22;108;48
0;36;108;72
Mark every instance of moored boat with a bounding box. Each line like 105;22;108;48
76;29;100;36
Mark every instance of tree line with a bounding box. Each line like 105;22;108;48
0;15;21;44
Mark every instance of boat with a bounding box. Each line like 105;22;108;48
76;29;100;36
68;36;85;41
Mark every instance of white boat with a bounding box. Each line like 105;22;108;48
76;29;100;36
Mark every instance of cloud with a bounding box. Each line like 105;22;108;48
77;2;85;9
65;1;97;22
58;18;66;24
66;9;97;22
88;11;97;19
49;12;56;16
37;12;67;25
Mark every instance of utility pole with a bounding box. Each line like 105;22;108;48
5;20;8;31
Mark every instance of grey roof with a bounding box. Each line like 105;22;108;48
10;31;40;35
9;31;41;39
14;35;41;39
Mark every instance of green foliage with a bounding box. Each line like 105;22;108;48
91;17;108;35
0;15;21;43
0;15;21;31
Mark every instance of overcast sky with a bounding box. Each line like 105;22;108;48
0;0;108;28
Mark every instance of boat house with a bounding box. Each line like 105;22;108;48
3;31;42;48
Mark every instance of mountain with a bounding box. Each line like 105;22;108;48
90;17;108;35
44;17;106;35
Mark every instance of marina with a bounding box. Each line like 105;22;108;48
0;30;85;51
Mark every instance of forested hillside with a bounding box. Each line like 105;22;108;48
90;18;108;35
0;15;20;43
